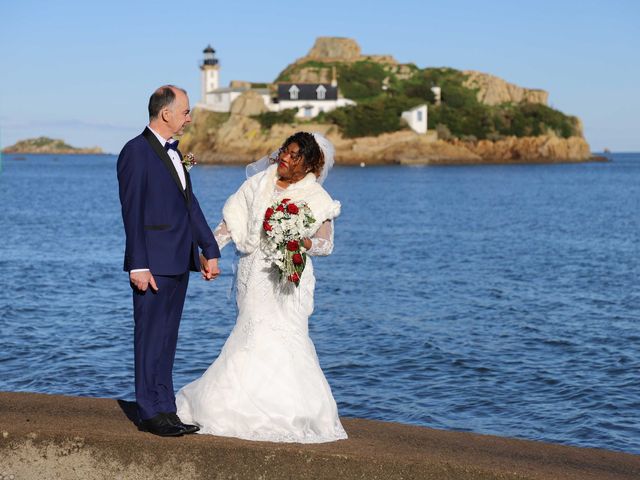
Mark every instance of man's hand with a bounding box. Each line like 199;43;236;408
200;255;220;281
130;270;158;292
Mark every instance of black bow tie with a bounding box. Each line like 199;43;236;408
164;140;179;152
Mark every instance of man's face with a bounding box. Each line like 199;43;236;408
165;90;192;137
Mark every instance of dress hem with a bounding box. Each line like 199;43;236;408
195;427;348;444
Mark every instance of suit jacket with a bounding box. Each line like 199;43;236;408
117;127;220;275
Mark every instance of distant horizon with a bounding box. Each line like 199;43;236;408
1;0;638;152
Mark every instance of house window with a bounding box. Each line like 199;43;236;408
316;85;327;100
216;94;222;102
289;85;299;100
417;110;423;122
304;106;313;117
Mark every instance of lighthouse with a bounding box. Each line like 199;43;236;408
200;45;219;103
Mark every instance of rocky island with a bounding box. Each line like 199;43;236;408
182;37;596;165
2;136;103;155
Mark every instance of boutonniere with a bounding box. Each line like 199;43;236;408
182;152;197;171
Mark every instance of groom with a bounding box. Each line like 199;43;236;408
117;85;220;437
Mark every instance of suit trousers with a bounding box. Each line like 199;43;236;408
133;271;189;420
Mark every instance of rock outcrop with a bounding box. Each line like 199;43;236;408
280;37;403;84
305;37;362;62
301;37;399;65
230;90;268;116
3;137;103;154
458;134;592;163
284;66;333;84
180;109;594;166
463;70;549;106
332;132;592;165
185;113;333;164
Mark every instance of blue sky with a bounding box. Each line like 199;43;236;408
1;0;638;153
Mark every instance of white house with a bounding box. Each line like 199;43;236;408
401;104;428;134
270;83;356;118
197;45;355;117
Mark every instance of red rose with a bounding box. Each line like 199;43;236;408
281;198;291;204
276;204;285;212
292;253;303;265
264;207;274;220
286;240;299;251
288;272;300;283
286;203;299;214
263;221;272;232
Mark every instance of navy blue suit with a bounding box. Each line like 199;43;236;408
117;127;220;420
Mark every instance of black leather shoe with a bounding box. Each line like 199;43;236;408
164;412;200;435
140;414;184;437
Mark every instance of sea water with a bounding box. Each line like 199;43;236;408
0;153;638;453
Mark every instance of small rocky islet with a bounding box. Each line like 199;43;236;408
2;136;103;155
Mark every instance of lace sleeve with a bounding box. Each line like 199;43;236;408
307;220;334;256
213;220;232;251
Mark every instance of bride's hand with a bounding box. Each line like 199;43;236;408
302;238;312;250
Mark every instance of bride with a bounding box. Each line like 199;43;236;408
176;132;347;443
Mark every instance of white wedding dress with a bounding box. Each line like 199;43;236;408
176;184;347;443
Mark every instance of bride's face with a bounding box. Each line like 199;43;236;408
277;142;307;182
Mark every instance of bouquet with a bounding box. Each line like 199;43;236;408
262;198;316;286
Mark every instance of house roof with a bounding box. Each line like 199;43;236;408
277;83;338;101
407;103;427;112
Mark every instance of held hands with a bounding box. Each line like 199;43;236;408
200;254;221;281
130;270;158;292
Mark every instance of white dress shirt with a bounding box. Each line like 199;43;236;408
130;126;186;274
